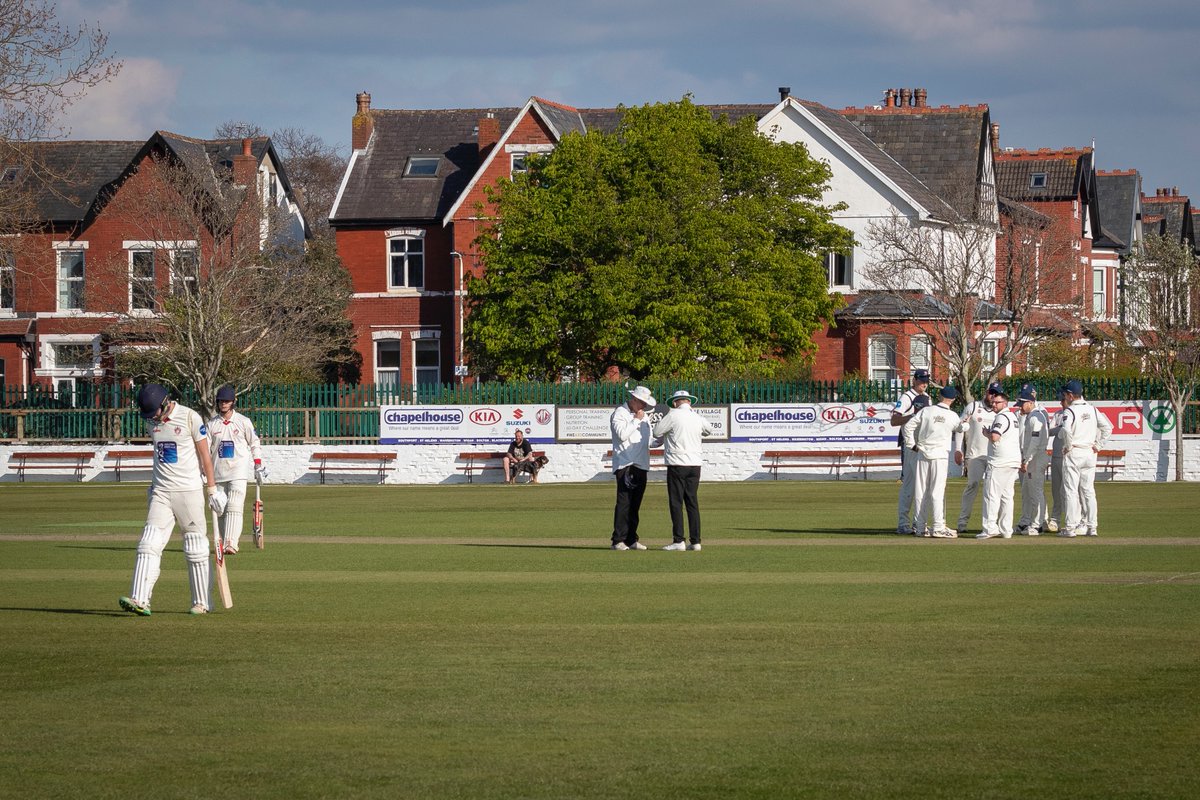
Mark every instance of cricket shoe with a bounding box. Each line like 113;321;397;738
687;543;702;551
628;542;647;551
975;531;1001;540
190;604;209;615
1085;529;1098;537
223;544;239;555
663;541;687;551
119;596;151;616
1026;529;1040;537
931;530;957;539
1057;529;1077;538
611;542;629;551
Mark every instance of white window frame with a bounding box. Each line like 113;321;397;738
169;247;200;296
1;248;13;312
386;230;425;290
868;334;897;382
37;334;101;380
909;334;931;373
374;338;402;388
129;249;156;313
53;244;87;311
412;332;441;387
1092;267;1106;318
979;339;998;375
1030;173;1047;189
825;251;852;289
404;157;440;177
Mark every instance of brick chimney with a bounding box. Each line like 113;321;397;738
915;88;927;108
352;91;373;150
232;137;256;187
884;88;896;108
478;113;500;156
900;88;912;107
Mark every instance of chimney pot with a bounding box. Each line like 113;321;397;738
356;91;371;115
242;137;252;157
900;88;912;107
778;86;791;102
915;88;927;108
1173;186;1180;196
884;88;895;108
353;90;375;150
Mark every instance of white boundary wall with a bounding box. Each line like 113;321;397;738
2;439;1198;484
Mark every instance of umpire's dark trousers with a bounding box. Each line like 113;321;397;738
612;466;648;546
666;465;702;545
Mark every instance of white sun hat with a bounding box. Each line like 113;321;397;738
669;390;698;405
628;385;656;406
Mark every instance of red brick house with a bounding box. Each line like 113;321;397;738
0;133;304;399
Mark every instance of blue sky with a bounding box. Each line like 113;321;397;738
59;0;1200;197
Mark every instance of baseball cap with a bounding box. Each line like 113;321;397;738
986;382;1003;396
939;386;958;400
913;368;931;383
1062;379;1083;396
1017;385;1037;403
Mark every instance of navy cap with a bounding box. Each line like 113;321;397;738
913;369;931;382
1017;385;1037;403
986;382;1003;396
940;386;958;400
1062;379;1083;395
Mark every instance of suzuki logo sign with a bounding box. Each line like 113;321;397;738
468;408;502;425
821;406;856;423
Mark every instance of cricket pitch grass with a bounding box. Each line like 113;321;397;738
1;480;1198;799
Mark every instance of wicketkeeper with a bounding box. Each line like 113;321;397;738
208;384;267;554
120;383;227;616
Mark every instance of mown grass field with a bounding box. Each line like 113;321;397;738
1;480;1198;799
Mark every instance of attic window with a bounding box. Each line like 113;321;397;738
1029;172;1048;189
405;157;440;177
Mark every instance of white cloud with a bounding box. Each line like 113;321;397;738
57;58;181;139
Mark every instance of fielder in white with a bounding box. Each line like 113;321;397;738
976;388;1021;540
208;384;267;554
891;368;931;534
1057;380;1113;537
1016;384;1050;536
902;385;960;538
1046;390;1067;533
954;382;1000;534
120;384;227;616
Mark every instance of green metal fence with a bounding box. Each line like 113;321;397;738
2;377;1193;444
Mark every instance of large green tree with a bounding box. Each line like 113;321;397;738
465;97;852;381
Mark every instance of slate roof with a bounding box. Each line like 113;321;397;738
1095;171;1140;256
18;133;275;224
835;292;1013;322
838;105;991;219
993;149;1091;202
1140;191;1193;245
332;108;521;223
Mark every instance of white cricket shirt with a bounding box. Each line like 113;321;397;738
653;404;714;466
208;410;264;482
148;403;207;492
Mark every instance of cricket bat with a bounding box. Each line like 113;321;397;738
252;475;264;550
211;506;233;609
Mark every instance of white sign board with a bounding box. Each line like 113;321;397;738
730;403;896;443
379;405;556;445
557;405;730;442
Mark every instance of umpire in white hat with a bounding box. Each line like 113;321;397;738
609;385;658;550
653;390;714;551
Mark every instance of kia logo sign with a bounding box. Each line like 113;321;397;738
469;408;502;425
821;406;856;423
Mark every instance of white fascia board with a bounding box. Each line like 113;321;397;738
442;97;540;227
328;149;360;222
761;98;936;222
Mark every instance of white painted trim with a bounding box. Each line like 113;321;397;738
504;143;554;153
122;240;197;250
385;228;425;239
328;148;359;221
51;241;88;250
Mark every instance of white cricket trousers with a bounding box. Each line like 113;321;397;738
912;455;948;535
1018;456;1050;531
980;464;1019;537
897;447;917;532
128;489;210;610
1048;454;1064;527
956;455;988;531
1062;447;1098;534
217;479;248;550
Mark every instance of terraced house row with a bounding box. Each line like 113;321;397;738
2;87;1196;394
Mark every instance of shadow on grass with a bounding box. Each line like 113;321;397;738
0;607;131;617
731;527;898;536
460;543;604;551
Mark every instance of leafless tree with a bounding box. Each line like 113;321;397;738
864;185;1083;400
1120;233;1199;481
216;120;345;235
101;155;355;415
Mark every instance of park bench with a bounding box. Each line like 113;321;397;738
309;451;396;484
9;450;96;482
1097;449;1126;479
457;450;547;483
601;449;666;472
762;449;903;480
102;449;155;482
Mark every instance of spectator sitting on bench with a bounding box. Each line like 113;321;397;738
502;430;534;484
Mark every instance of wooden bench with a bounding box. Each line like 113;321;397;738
103;449;155;482
457;451;547;483
1097;449;1126;479
10;450;95;482
602;449;666;471
762;449;903;480
309;452;396;484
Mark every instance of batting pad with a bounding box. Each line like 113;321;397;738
130;525;169;605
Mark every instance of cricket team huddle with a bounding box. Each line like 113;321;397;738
891;369;1112;540
117;374;1110;615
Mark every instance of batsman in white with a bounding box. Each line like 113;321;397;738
208;384;267;554
976;387;1021;540
902;384;960;538
954;382;1000;534
1057;380;1113;537
1015;384;1050;536
119;383;227;616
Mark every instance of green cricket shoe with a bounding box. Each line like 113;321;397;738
119;596;151;616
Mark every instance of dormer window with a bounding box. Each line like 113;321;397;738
511;153;528;175
405;157;440;177
1030;172;1047;189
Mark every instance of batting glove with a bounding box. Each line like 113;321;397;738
255;463;270;481
207;485;228;515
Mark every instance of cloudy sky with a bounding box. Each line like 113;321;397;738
57;0;1200;195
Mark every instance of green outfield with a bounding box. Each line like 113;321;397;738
1;480;1198;799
